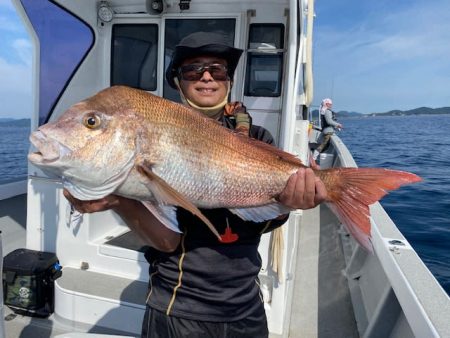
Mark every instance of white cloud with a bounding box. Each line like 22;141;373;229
371;5;450;61
0;3;33;118
313;0;450;113
12;38;32;66
0;0;25;33
0;14;23;32
0;0;14;9
0;57;32;118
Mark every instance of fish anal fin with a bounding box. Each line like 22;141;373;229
230;203;292;223
327;201;373;252
136;161;221;240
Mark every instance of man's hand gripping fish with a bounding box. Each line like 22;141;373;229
28;86;421;251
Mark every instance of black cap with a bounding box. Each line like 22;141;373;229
166;31;243;89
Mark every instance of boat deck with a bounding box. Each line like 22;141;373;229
289;204;358;337
4;182;450;337
1;192;361;337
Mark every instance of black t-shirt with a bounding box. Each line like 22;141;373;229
144;118;287;321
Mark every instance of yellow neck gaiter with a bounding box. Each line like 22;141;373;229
174;78;230;120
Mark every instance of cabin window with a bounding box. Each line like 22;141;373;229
163;19;236;102
111;24;158;91
245;24;285;97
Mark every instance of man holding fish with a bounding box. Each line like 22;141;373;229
63;32;327;337
31;31;419;337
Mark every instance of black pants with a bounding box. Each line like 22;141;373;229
141;306;268;338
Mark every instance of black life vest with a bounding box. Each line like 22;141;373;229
320;110;336;129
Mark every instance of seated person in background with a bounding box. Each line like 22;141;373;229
64;31;327;338
313;98;343;161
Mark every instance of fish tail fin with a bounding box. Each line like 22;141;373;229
319;168;421;252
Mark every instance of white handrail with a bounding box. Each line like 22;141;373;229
304;0;314;107
0;179;27;201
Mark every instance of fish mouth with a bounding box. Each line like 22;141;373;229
28;130;71;165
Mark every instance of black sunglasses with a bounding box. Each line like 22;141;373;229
178;63;229;81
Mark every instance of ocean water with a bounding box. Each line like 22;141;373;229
338;114;450;295
0;115;449;295
0;124;30;183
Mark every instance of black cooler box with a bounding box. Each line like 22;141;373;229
2;248;62;317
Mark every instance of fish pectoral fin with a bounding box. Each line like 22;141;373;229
136;162;221;240
229;203;292;222
141;201;182;233
62;150;135;201
63;178;112;201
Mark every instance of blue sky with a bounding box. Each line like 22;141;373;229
313;0;450;113
0;0;32;119
0;0;449;118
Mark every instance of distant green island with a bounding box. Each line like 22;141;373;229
311;106;450;118
2;106;450;125
0;118;31;127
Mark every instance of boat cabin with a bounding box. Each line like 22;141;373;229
16;0;313;335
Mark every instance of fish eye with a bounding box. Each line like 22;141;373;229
83;113;101;129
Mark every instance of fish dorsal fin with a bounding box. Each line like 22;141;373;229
136;161;221;240
235;133;304;167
